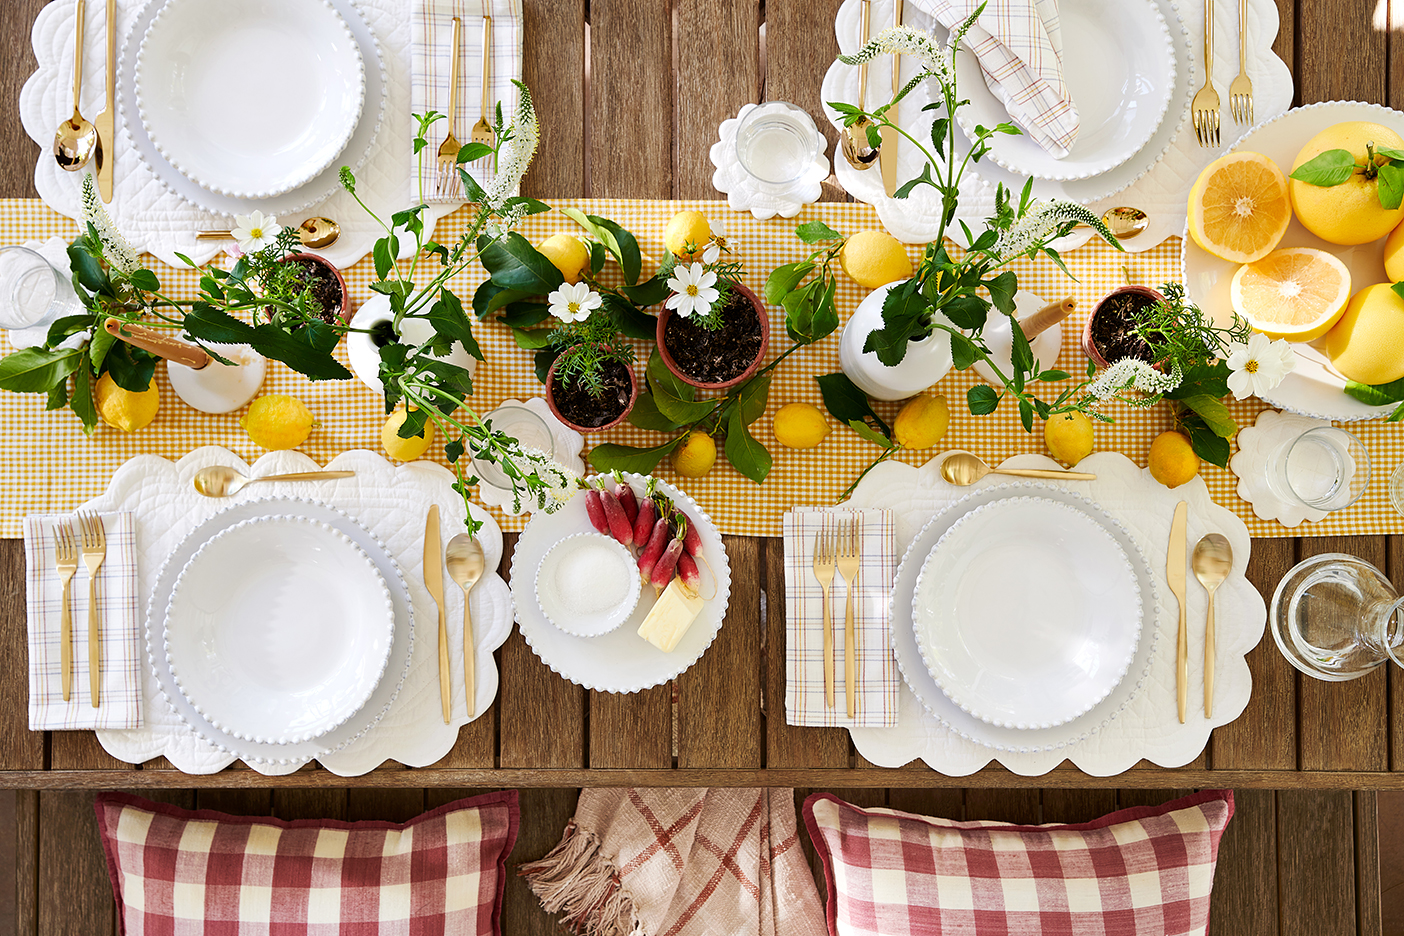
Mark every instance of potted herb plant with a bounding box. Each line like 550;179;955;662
541;282;640;432
231;211;350;325
1082;284;1165;368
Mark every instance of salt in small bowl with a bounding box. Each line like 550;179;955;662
535;532;642;637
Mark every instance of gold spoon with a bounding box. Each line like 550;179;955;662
196;217;342;250
1192;533;1232;719
192;465;355;497
1073;206;1150;240
940;451;1097;486
54;0;98;171
445;533;486;719
840;0;880;171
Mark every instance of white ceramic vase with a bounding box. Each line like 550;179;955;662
838;281;954;401
167;341;267;414
971;290;1064;387
346;294;479;395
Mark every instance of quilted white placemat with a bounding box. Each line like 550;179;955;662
86;447;512;776
845;450;1266;777
20;0;457;269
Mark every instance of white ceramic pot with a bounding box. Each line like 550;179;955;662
971;290;1064;387
347;294;479;395
168;341;267;414
838;281;954;401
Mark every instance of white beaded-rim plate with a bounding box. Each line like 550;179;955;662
1180;100;1402;421
135;0;366;200
164;515;395;745
911;496;1143;729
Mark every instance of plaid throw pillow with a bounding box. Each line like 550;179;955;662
94;790;519;936
804;790;1234;936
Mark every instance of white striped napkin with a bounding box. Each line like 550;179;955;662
783;508;899;728
918;0;1080;157
412;0;525;203
23;513;142;730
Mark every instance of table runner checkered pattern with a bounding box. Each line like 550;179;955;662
0;197;1400;538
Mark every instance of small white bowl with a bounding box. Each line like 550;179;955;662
535;533;641;638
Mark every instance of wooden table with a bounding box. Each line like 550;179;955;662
0;1;1397;933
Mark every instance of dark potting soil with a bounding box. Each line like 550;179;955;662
662;289;763;384
283;258;344;324
1090;293;1157;363
552;359;633;428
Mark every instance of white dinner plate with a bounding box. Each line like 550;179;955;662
133;0;371;204
954;0;1176;181
911;497;1143;729
1180;100;1402;421
147;498;416;766
890;481;1161;752
511;475;732;693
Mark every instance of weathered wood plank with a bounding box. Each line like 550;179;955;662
886;787;964;821
0;0;43;199
1297;0;1386;105
964;789;1040;825
271;789;349;821
194;789;272;815
49;733;128;772
764;0;850;202
1278;789;1358;936
1389;536;1404;772
589;686;673;768
1357;791;1382;936
347;788;426;823
520;0;586;198
503;788;579;936
15;790;36;936
1040;788;1117;825
1208;789;1277;936
38;792;115;936
673;0;761;198
0;541;41;770
588;0;672;198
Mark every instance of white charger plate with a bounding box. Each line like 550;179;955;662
1180;100;1401;421
147;497;416;767
165;515;395;745
135;0;366;200
890;481;1160;752
954;0;1176;181
120;0;386;217
911;496;1143;730
511;474;731;693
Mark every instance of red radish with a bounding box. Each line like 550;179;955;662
585;489;608;535
680;515;702;557
637;516;671;580
677;552;701;592
614;476;639;525
600;489;633;546
632;497;657;547
650;537;685;590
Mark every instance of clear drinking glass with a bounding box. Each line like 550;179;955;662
1263;426;1371;512
472;404;556;489
1389;463;1404;517
734;102;824;192
1271;553;1404;681
0;246;82;331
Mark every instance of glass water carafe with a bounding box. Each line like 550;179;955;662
1270;553;1404;681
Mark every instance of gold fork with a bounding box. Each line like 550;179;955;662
1228;0;1252;125
76;511;107;708
469;14;496;175
1191;0;1221;147
835;515;862;720
811;520;836;709
434;16;464;197
53;521;78;702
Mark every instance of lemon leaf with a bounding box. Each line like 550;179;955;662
815;372;891;437
589;438;684;475
967;384;1000;415
1289;149;1356;187
847;419;894;450
795;221;843;244
628;392;684;432
1379;162;1404;210
724;409;772;484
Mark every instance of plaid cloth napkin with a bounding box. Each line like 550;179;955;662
783;508;898;728
23;513;141;730
412;0;524;203
918;0;1080;157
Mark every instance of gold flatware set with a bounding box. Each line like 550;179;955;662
435;13;495;197
1167;501;1233;722
423;505;481;724
52;511;107;707
54;0;117;199
812;513;864;718
1193;0;1255;147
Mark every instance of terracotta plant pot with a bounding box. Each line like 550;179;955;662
656;280;771;390
545;348;640;434
263;253;351;325
1081;285;1165;368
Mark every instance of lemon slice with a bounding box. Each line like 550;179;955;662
1230;247;1352;341
1188;151;1292;263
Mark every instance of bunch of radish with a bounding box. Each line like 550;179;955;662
583;473;702;593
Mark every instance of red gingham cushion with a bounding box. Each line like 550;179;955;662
94;790;519;936
803;789;1234;936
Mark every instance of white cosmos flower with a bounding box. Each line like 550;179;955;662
1226;333;1297;400
231;211;282;254
547;282;601;323
702;218;737;266
666;262;719;318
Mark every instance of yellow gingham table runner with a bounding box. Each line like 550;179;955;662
0;197;1401;538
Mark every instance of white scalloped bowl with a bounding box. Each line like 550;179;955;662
910;496;1143;730
164;514;395;745
535;533;642;637
134;0;366;200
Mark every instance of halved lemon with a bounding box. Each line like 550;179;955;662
1188;151;1292;263
1229;247;1352;341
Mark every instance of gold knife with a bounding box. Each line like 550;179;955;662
423;504;451;724
1167;501;1189;724
879;0;902;196
93;0;116;203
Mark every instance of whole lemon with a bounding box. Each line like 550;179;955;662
664;211;712;259
1148;431;1200;489
537;233;590;284
381;408;435;462
671;430;717;478
240;395;316;451
1044;411;1095;467
1323;283;1404;385
772;403;831;449
839;230;913;289
1289;121;1404;245
94;372;159;433
892;394;949;450
1383;218;1404;282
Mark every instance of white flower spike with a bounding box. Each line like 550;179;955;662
231;211;282;254
547;282;602;324
666;262;719;318
1226;333;1296;400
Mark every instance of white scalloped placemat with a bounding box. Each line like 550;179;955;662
844;449;1266;777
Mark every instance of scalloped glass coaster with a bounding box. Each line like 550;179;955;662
710;103;830;220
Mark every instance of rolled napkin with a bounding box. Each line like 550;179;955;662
24;513;141;730
783;507;898;728
919;0;1080;157
411;0;525;204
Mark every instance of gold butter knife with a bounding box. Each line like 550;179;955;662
93;0;116;202
1167;501;1189;724
879;0;902;196
423;504;451;724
